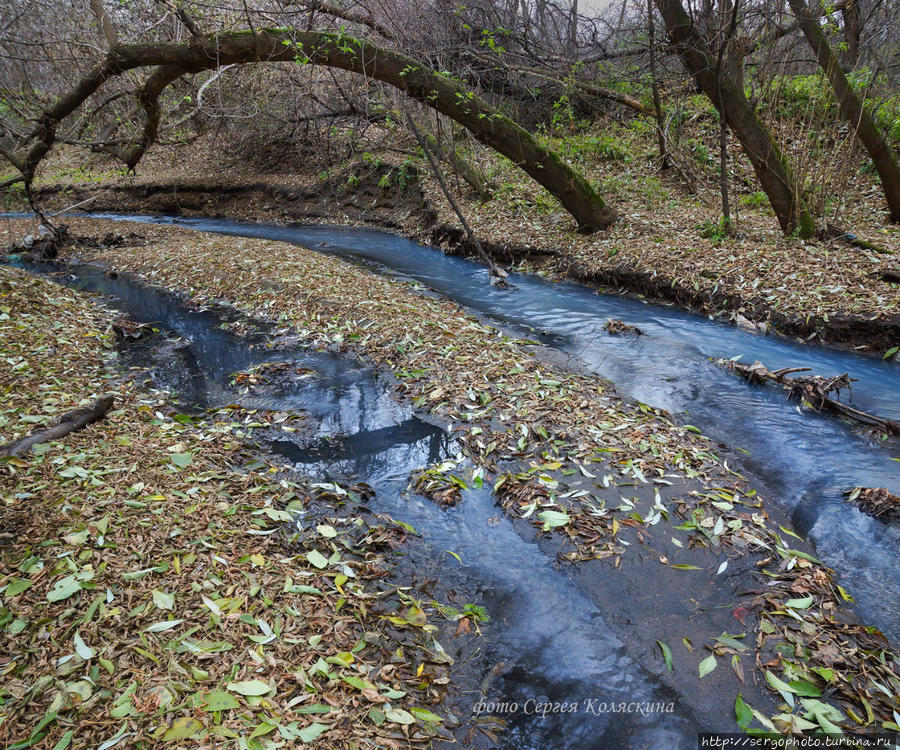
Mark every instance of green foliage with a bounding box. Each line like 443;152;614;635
698;217;730;243
550;93;577;134
478;27;509;56
738;191;768;210
689;139;713;166
588;135;628;162
770;70;900;144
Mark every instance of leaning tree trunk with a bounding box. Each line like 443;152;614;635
788;0;900;223
11;30;615;232
654;0;814;237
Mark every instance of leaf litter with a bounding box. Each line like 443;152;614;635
4;216;899;737
0;265;462;748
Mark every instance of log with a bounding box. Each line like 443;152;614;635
716;359;899;435
1;395;116;457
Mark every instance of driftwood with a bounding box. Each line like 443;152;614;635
1;396;115;457
717;359;900;435
845;487;900;522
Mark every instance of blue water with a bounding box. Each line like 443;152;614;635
7;211;899;643
66;212;900;643
6;255;703;747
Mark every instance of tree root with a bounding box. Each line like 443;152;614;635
716;359;900;435
1;395;116;457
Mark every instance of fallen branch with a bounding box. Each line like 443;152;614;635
716;359;900;435
1;395;116;457
845;487;900;522
405;112;509;287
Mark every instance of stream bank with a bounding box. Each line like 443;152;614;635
7;171;899;354
4;214;897;741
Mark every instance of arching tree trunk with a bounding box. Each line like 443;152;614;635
8;29;616;232
787;0;900;223
654;0;814;237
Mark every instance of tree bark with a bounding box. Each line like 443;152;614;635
840;0;861;68
655;0;814;236
647;0;669;166
9;29;615;232
788;0;900;223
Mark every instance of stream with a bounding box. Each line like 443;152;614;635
5;259;702;748
69;213;900;644
4;212;900;747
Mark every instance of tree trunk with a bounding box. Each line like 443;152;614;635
646;0;669;166
655;0;814;237
788;0;900;223
840;0;861;68
12;29;615;232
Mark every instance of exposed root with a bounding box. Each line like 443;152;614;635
0;395;115;457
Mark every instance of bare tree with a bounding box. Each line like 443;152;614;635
655;0;814;236
787;0;900;223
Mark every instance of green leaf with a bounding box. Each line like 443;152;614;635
226;679;271;696
145;619;184;633
73;632;94;660
784;596;814;610
884;346;898;360
788;679;821;697
538;510;570;530
735;694;753;731
342;675;375;691
152;590;175;611
306;550;329;569
385;707;415;725
698;653;717;678
249;722;276;739
297;723;328;743
162;717;203;741
170;452;193;469
656;640;673;672
765;670;797;707
200;691;240;711
51;730;75;750
4;577;33;597
410;708;443;724
47;575;81;602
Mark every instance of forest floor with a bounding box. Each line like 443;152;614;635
3;215;898;741
0;263;472;749
6;115;899;356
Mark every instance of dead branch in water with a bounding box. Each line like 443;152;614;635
846;487;900;522
1;396;115;457
716;359;900;435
